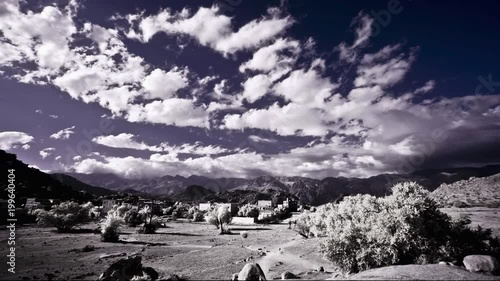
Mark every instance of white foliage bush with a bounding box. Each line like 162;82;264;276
100;212;124;242
35;201;93;232
237;204;260;218
205;205;232;234
297;182;500;273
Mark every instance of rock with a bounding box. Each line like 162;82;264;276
281;271;296;279
463;255;498;273
241;231;249;238
99;252;127;259
232;273;239;281
143;267;159;280
99;256;142;281
317;266;324;272
99;256;161;281
237;263;267;281
161;274;183;281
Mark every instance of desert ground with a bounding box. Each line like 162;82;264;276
1;207;499;280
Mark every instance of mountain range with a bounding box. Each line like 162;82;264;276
3;149;500;206
65;165;500;205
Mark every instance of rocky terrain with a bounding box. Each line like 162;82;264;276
431;173;500;207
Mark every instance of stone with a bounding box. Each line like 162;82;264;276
99;252;127;259
237;263;267;281
281;271;296;279
143;267;159;280
161;274;183;281
232;273;239;281
317;266;324;272
463;255;498;273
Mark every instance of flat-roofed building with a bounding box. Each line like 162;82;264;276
257;200;273;210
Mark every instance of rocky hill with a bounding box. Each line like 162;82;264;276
170;185;215;202
431;173;500;207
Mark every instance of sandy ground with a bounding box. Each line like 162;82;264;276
0;207;498;280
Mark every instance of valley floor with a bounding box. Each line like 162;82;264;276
0;207;499;280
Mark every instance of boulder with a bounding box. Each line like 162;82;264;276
99;256;142;281
99;256;161;281
143;267;159;280
237;263;267;281
281;271;296;279
463;255;498;273
317;266;324;272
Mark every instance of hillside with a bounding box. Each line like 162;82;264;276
51;173;115;196
0;150;93;202
170;185;215;202
431;173;500;207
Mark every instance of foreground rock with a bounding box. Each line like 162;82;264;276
234;263;267;280
281;271;296;279
341;264;500;280
98;256;159;281
463;255;499;274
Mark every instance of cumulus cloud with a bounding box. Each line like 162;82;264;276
50;126;76;140
142;68;188;100
0;131;34;150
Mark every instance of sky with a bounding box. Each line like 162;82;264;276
1;0;500;179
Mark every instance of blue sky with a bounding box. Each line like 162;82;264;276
1;0;500;179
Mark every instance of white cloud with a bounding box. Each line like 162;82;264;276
124;6;293;55
40;147;55;159
273;68;337;108
337;14;374;63
241;74;272;103
126;99;209;128
142;68;188;100
224;102;329;136
50;126;76;140
239;38;299;73
248;135;277;143
93;133;229;155
414;80;436;94
0;131;34;150
354;47;415;88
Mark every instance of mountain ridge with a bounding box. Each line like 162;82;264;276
63;164;500;205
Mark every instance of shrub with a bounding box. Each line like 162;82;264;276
258;207;291;224
303;182;500;273
138;206;157;234
123;207;144;227
35;201;92;232
238;204;260;218
100;212;124;242
187;206;198;219
192;211;205;222
205;205;232;234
